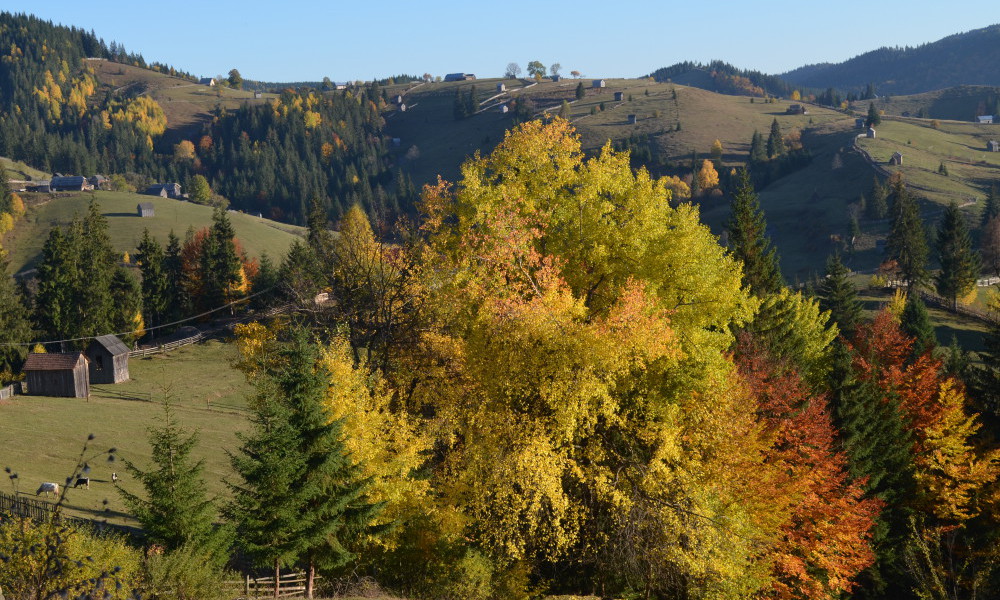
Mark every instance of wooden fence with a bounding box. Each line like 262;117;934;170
224;571;321;599
128;331;205;358
0;490;54;521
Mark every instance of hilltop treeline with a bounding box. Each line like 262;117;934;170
0;12;411;225
649;60;801;98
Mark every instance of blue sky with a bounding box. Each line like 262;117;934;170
10;1;999;82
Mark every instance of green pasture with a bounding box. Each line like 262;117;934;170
3;190;303;274
0;339;250;525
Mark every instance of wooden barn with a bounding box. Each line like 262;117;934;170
50;176;93;192
23;353;89;398
988;140;999;152
867;127;876;138
496;83;506;93
137;202;155;217
614;91;624;101
889;152;903;165
145;183;182;198
86;335;130;384
627;114;637;124
592;79;606;88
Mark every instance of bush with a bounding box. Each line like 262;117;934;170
142;543;235;600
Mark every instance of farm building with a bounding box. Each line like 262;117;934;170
614;91;624;101
592;79;606;88
889;152;903;165
23;353;89;398
500;104;509;114
496;83;506;92
988;140;999;152
395;94;404;104
85;335;130;384
786;104;807;115
145;183;182;198
50;176;93;192
867;127;876;139
551;75;561;82
137;202;155;217
27;181;51;193
89;175;109;190
399;103;407;112
977;115;994;124
627;114;637;124
444;73;475;81
199;77;216;86
254;91;263;99
855;117;866;129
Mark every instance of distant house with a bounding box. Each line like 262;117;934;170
399;103;407;112
500;104;509;114
50;175;92;192
137;202;155;217
85;335;129;384
627;114;637;124
89;175;109;190
254;91;263;99
855;117;866;129
786;104;807;115
463;74;476;81
988;140;1000;152
889;152;903;165
23;352;89;398
444;73;475;82
551;75;561;82
496;83;506;93
978;115;994;124
614;91;624;101
199;77;216;86
592;79;606;88
334;82;348;90
145;183;182;198
867;127;876;139
27;181;51;193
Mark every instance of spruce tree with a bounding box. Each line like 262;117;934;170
973;320;1000;417
885;180;928;287
34;227;78;341
559;100;570;119
136;229;167;330
0;257;33;372
727;168;783;296
818;253;862;335
865;102;881;128
0;164;12;214
109;265;143;343
935;201;980;309
163;230;189;324
118;401;226;559
200;207;243;309
749;130;767;164
869;176;889;220
77;201;117;337
250;252;280;309
900;293;935;357
981;184;1000;228
766;118;784;158
575;81;585;100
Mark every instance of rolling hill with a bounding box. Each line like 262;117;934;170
782;24;1000;95
3;190;305;274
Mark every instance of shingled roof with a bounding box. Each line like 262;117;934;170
91;335;130;356
23;352;87;371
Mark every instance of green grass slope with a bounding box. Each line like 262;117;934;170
861;85;1000;121
4;190;304;274
0;340;250;524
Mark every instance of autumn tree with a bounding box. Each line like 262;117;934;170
727;168;783;296
188;174;212;205
696;159;719;191
526;60;546;79
935;201;980;309
504;62;521;78
710;138;723;161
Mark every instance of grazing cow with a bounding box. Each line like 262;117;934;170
36;482;59;496
111;472;118;484
73;477;90;489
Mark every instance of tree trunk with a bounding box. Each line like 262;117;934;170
274;559;280;599
306;560;316;599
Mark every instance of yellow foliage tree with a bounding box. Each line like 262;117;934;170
173;140;195;161
791;90;801;101
0;212;13;234
696;159;719;191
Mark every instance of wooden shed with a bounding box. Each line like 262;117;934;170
592;79;606;89
496;83;506;93
855;117;866;129
867;127;876;138
23;353;89;398
85;335;130;384
889;152;903;165
614;91;624;101
551;75;561;82
988;140;999;152
137;202;155;217
627;114;637;124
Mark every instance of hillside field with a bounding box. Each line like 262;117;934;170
0;339;250;525
3;190;304;274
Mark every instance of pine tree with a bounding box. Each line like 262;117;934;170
163;230;189;324
900;293;935;356
575;82;585;100
0;257;33;372
250;253;280;309
818;253;862;335
109;265;143;344
981;184;1000;228
749;130;767;164
136;229;167;330
866;102;881;128
0;164;12;214
77;201;117;337
34;227;78;341
869;177;889;220
200;207;243;309
118;401;226;559
936;201;981;309
766;118;784;158
728;168;783;295
885;180;928;288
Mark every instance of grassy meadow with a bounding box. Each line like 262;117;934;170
0;339;251;525
3;190;304;274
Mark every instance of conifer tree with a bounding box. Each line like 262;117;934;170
749;130;767;163
136;229;167;330
34;227;78;341
77;201;117;337
0;257;33;372
109;265;143;343
575;81;585;100
936;201;980;309
163;230;189;324
869;176;889;220
900;294;935;357
118;401;226;559
866;102;881;128
981;184;1000;228
818;253;863;335
885;179;928;287
0;164;12;214
200;207;243;309
728;168;783;295
559;100;570;119
766;118;784;158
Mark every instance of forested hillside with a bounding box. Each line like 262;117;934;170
648;60;801;98
782;24;1000;95
0;12;410;225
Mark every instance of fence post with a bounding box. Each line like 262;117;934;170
245;574;250;597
